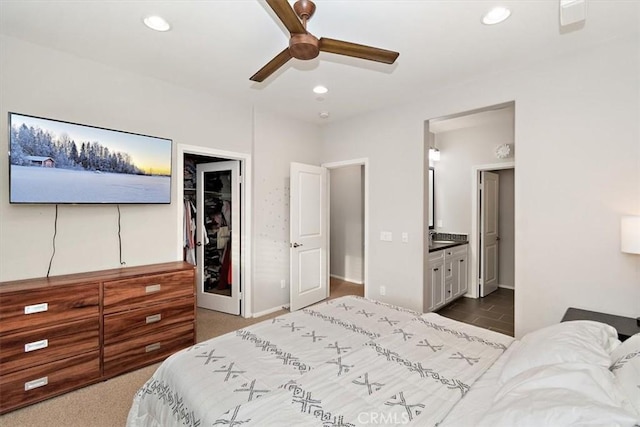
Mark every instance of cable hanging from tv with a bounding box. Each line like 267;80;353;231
117;205;126;266
46;205;58;278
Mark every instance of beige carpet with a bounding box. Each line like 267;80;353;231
0;278;363;427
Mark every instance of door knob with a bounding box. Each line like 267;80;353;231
292;242;303;248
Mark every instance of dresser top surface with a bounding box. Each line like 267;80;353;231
0;261;194;293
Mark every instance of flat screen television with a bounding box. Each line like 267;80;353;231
9;113;172;204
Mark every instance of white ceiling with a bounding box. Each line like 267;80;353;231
0;1;638;125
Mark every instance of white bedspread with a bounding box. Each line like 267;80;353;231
127;296;513;426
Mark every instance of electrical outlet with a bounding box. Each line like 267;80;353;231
280;279;286;289
380;286;386;296
402;232;408;243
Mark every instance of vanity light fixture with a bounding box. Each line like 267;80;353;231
143;15;171;32
482;6;511;25
621;216;640;254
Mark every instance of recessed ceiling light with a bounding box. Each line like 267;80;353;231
313;85;328;94
319;111;330;119
482;7;511;25
143;15;171;32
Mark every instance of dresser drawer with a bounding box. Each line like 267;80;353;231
0;318;99;376
103;322;194;378
103;270;194;314
0;350;100;414
0;283;99;335
104;297;194;345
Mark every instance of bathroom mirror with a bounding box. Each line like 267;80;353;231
429;167;435;229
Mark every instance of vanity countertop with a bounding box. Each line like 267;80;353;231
428;241;468;252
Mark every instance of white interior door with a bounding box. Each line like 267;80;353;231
196;161;240;314
290;162;328;311
480;171;500;297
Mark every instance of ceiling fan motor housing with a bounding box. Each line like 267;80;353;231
250;0;399;82
289;33;319;60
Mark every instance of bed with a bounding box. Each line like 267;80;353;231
127;296;640;426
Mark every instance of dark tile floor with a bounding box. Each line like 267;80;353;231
436;288;514;336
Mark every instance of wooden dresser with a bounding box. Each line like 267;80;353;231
0;261;195;414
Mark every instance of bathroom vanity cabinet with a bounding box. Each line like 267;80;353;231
427;244;468;312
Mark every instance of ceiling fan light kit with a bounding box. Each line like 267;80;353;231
250;0;399;82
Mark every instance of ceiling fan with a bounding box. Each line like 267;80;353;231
250;0;400;82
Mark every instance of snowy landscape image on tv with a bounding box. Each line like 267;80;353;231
9;113;172;204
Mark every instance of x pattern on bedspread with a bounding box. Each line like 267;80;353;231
132;296;513;427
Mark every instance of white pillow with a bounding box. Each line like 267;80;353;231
500;320;620;383
478;363;640;427
610;333;640;415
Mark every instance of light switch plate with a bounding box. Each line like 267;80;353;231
380;231;393;242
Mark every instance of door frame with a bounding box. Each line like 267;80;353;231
469;161;514;299
321;158;369;299
177;144;253;318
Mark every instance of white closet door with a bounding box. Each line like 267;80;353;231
196;161;240;315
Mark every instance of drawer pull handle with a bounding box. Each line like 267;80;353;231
24;303;48;315
146;342;161;352
25;339;49;353
145;284;161;294
25;376;48;391
146;314;162;324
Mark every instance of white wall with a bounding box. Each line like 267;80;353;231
321;107;427;312
434;118;514;235
0;36;323;319
252;110;321;314
322;34;640;337
330;165;364;284
0;35;253;281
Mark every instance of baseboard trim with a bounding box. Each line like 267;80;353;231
253;304;289;318
330;274;364;285
498;284;515;290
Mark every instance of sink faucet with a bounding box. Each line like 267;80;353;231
428;230;435;245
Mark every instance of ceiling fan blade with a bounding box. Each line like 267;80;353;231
250;48;293;82
266;0;306;34
319;38;399;64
